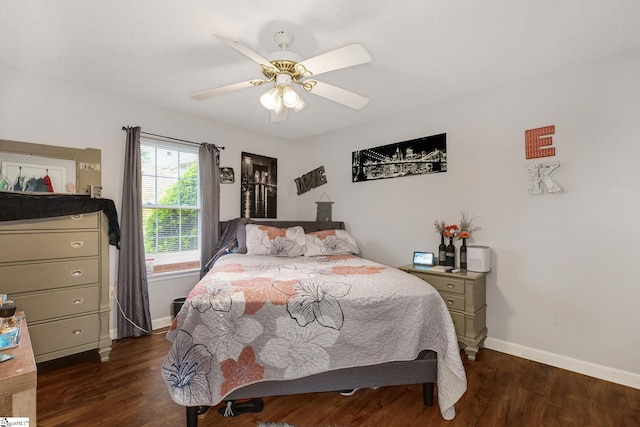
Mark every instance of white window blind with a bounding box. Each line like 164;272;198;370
140;139;200;273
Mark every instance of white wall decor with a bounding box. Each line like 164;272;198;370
528;161;562;194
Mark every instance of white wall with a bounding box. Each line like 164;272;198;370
0;65;297;333
294;50;640;388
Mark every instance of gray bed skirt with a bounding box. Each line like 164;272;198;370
185;350;437;427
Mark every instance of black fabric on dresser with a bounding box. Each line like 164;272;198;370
0;193;120;247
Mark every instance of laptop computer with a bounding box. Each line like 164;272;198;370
412;251;435;270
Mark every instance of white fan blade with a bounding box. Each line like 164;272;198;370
192;80;265;99
307;80;370;110
213;34;278;73
297;44;371;77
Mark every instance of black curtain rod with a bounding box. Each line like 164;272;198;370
121;127;225;150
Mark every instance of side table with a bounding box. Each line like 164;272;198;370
0;313;37;424
399;265;487;360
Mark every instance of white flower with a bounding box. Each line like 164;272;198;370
198;292;263;362
286;279;351;330
260;316;339;379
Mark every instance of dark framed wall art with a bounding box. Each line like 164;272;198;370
352;133;447;182
219;167;234;184
241;152;277;218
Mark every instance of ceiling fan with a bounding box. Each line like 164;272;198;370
192;31;372;122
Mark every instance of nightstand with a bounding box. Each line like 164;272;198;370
399;265;487;361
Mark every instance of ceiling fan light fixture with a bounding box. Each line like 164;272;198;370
195;32;371;122
271;97;284;115
292;97;306;112
260;86;281;111
281;84;301;108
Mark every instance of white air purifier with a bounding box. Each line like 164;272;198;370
467;246;491;272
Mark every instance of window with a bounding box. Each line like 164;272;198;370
141;139;200;274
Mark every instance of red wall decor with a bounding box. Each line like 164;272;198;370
525;125;555;159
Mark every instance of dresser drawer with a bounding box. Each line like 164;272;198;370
29;314;100;356
11;285;100;322
415;273;465;295
438;292;465;311
0;212;98;231
0;258;99;293
0;231;99;263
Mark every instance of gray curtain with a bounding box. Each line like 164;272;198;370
199;143;221;278
117;126;152;338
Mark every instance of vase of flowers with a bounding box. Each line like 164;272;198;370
434;220;447;265
443;224;458;267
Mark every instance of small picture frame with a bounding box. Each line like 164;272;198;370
89;185;103;198
220;167;234;184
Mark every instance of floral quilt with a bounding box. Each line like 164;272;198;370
162;253;467;419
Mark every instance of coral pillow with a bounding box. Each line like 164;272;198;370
245;224;306;257
304;229;360;256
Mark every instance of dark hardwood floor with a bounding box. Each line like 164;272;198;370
36;330;640;426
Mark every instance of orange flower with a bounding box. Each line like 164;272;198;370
443;224;459;238
458;231;470;239
231;278;298;314
220;346;265;396
331;265;386;275
309;230;337;240
259;225;286;240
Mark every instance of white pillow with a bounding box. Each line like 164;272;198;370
304;229;360;256
245;224;306;257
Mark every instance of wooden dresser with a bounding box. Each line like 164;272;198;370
0;212;111;363
399;265;487;361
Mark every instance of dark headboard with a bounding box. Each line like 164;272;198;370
219;220;345;234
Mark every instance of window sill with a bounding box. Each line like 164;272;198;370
147;268;200;282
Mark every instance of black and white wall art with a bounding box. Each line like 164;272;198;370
352;133;447;182
219;167;234;184
241;152;277;218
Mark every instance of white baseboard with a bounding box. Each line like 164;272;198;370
109;323;639;390
485;337;640;390
109;316;173;340
152;316;173;331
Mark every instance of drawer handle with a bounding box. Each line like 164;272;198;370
71;269;84;277
447;299;454;305
446;283;455;289
71;214;84;220
72;298;84;305
72;329;83;335
70;241;84;249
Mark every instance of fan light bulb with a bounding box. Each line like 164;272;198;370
260;80;305;116
281;85;300;108
260;87;281;111
292;98;306;112
271;90;284;115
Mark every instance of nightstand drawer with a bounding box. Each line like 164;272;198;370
439;292;465;311
29;314;100;356
419;274;465;295
12;285;100;322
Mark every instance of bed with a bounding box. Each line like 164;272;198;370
162;220;467;426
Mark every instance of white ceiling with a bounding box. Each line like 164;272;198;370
2;1;640;141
